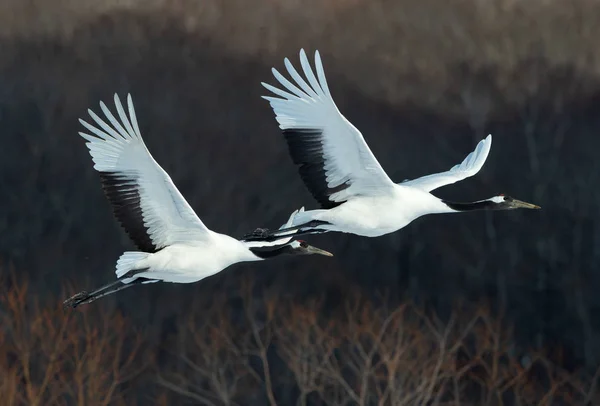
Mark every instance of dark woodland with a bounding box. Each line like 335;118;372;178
1;0;600;404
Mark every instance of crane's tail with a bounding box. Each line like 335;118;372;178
115;251;150;280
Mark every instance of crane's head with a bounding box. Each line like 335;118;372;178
246;239;333;259
442;194;541;212
289;240;334;256
488;194;541;210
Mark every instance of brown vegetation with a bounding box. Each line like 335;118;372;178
1;274;597;405
0;270;147;405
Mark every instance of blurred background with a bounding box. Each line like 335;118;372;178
1;0;600;404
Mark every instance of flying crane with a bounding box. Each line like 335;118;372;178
252;49;540;241
64;94;332;308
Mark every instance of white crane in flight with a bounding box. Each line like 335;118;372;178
64;94;332;308
252;49;539;241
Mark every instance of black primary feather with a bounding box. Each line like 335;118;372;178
283;128;350;209
99;171;157;252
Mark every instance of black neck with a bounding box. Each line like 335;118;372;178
443;199;498;212
249;245;295;259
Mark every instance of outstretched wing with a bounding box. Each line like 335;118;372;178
400;135;492;192
79;94;210;252
262;49;396;209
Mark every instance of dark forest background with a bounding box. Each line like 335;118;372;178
1;0;600;404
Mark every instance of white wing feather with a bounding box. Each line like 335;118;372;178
400;134;492;192
79;94;210;249
263;49;396;203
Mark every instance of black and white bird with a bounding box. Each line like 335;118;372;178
63;94;332;308
254;49;540;240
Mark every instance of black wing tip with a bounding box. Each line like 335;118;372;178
99;171;157;253
282;128;349;209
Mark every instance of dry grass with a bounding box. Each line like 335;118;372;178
157;282;600;405
0;270;147;406
0;271;597;404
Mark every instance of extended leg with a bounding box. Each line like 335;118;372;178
64;282;132;308
242;220;330;242
63;279;121;308
63;276;155;309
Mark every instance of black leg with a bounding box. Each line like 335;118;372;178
63;280;121;308
63;278;153;309
272;220;330;239
242;220;330;242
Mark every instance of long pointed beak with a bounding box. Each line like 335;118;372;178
512;199;541;209
305;245;334;257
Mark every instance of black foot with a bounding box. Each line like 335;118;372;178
63;291;90;309
242;227;273;241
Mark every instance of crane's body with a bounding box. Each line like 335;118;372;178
251;49;540;241
64;94;331;308
289;186;453;237
117;238;259;285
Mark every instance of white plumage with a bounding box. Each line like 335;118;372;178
258;49;539;239
79;95;211;249
399;135;492;192
64;94;332;308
